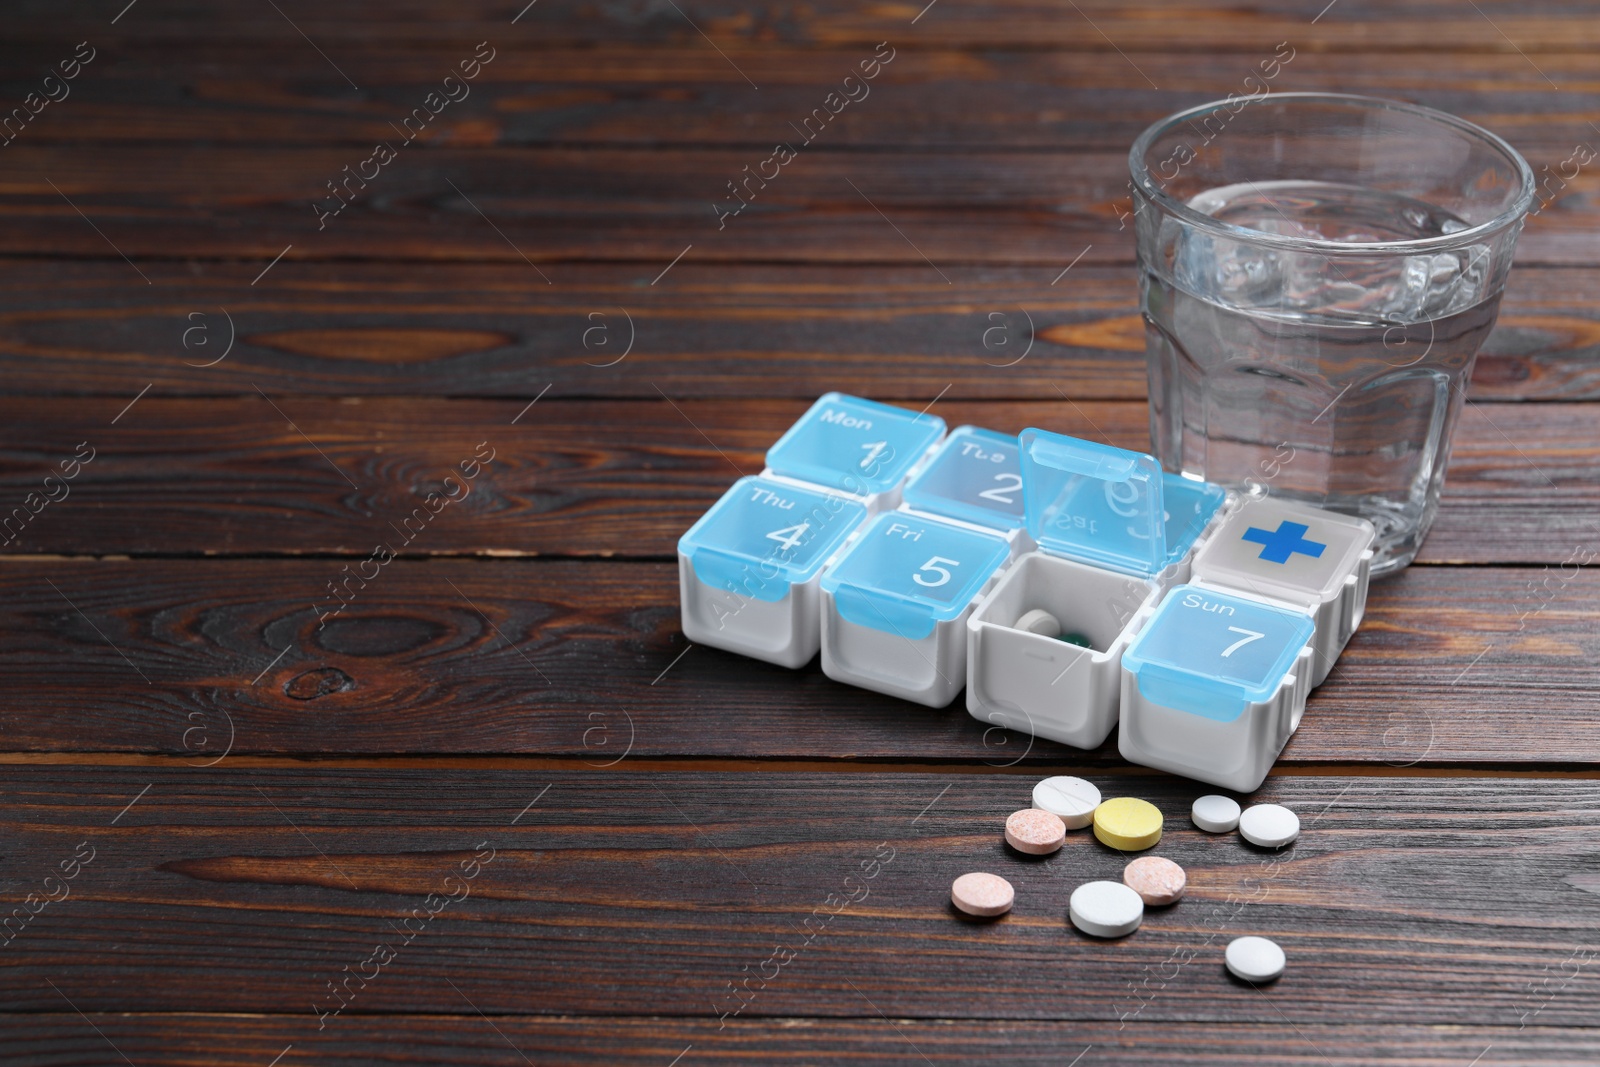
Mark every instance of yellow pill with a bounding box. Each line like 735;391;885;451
1093;797;1163;851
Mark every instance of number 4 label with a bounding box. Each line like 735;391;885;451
1220;626;1265;658
766;523;809;552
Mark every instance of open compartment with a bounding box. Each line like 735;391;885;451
966;552;1161;749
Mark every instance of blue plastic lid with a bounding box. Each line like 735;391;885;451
1122;584;1315;722
679;476;868;603
900;426;1025;532
820;511;1010;640
766;392;946;496
1019;428;1224;577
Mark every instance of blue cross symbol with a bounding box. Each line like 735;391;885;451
1242;520;1326;564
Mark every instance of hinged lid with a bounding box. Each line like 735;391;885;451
901;426;1025;532
679;476;868;602
765;392;945;496
820;511;1010;640
1021;429;1222;577
1122;584;1315;722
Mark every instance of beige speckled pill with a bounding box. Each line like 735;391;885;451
1123;855;1187;905
1005;807;1067;855
951;872;1014;917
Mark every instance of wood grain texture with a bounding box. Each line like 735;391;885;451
8;44;1600;149
2;767;1598;1027
2;1016;1595;1065
7;0;1598;50
0;559;1594;763
0;397;1593;563
1;262;1597;402
6;145;1596;265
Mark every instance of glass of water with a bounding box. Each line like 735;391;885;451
1130;92;1534;576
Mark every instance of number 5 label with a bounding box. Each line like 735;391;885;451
912;556;960;588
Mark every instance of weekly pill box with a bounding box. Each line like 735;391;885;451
676;393;1378;790
1119;584;1317;792
678;475;869;668
764;392;946;513
819;509;1011;707
964;430;1227;749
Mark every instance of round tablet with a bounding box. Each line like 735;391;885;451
1239;804;1300;848
951;872;1014;917
1005;808;1067;855
1069;880;1144;938
1225;936;1286;982
1015;608;1061;637
1123;856;1186;905
1032;776;1101;829
1093;797;1163;851
1191;795;1242;834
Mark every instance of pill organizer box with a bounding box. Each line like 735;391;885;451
763;392;946;513
678;475;869;668
1118;584;1317;792
676;393;1378;789
820;509;1011;707
964;429;1228;749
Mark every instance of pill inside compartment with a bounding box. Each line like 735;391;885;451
966;551;1160;749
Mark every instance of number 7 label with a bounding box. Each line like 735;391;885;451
1220;626;1265;658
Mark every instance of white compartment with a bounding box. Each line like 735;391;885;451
679;476;869;668
820;510;1011;707
1118;583;1317;791
966;552;1162;749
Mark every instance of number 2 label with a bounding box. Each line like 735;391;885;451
978;472;1022;505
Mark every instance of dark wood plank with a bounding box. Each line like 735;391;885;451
7;0;1598;51
2;767;1598;1027
3;1015;1595;1065
0;397;1592;563
0;560;1594;763
4;145;1594;265
8;44;1600;149
1;262;1595;403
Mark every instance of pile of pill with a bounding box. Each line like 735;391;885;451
948;777;1293;982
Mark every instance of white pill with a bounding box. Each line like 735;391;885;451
1225;936;1286;982
1032;776;1101;829
1014;608;1061;636
1239;804;1300;848
1068;880;1144;938
1191;794;1242;833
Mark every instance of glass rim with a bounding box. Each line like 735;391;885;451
1127;92;1536;256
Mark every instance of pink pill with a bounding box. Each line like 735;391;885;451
1005;808;1067;855
1123;855;1187;905
951;872;1014;917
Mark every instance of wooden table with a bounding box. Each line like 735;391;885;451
2;2;1597;1062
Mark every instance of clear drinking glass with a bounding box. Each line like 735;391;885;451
1130;93;1534;575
